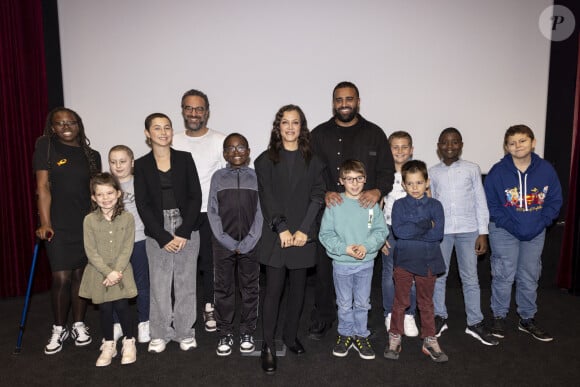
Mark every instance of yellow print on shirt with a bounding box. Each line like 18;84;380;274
57;158;67;166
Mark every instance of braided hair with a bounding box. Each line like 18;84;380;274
43;107;100;177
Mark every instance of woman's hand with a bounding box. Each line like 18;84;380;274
292;231;308;247
279;230;293;248
35;225;54;241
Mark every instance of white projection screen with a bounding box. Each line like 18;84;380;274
58;0;553;173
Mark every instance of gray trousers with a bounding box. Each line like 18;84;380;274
146;209;199;342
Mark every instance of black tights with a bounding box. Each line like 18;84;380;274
99;299;134;341
51;268;86;326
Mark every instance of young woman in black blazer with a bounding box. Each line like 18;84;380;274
255;105;325;374
134;113;202;354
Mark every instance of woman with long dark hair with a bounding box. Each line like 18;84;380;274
255;104;325;374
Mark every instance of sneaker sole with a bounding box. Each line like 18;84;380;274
216;349;232;356
44;345;64;355
205;326;217;333
518;326;554;342
435;324;448;338
491;331;505;339
422;347;448;363
352;345;375;360
240;346;255;353
332;347;351;357
74;338;92;347
465;328;499;346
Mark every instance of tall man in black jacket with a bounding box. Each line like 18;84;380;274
308;81;395;339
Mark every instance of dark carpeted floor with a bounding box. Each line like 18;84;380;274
2;225;579;387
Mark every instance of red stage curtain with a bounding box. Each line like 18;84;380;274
557;38;580;291
0;0;52;297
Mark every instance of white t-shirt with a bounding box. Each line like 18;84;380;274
172;129;226;212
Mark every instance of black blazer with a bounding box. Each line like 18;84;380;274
255;150;325;269
134;148;202;248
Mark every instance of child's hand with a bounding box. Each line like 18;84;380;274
354;244;367;258
381;240;391;256
103;270;122;287
347;245;366;260
164;236;187;253
475;234;488;255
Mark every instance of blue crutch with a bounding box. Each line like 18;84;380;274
13;239;41;354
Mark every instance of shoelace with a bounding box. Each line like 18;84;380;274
48;329;64;344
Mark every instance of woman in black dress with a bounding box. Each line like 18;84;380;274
33;107;101;354
255;104;325;374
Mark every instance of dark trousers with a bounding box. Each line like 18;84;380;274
310;241;337;324
198;213;214;305
212;238;259;336
114;240;149;324
262;265;307;349
391;266;437;338
100;299;133;340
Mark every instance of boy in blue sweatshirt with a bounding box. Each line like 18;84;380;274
207;133;263;356
319;159;388;360
484;125;562;342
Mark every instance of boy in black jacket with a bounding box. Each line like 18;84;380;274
207;133;263;356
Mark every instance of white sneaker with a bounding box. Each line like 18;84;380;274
148;338;168;353
71;322;92;346
138;321;151;343
113;323;123;342
121;337;137;365
385;313;392;331
96;340;117;367
203;303;217;332
179;337;197;351
44;325;69;355
404;314;419;337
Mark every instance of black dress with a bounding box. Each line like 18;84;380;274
33;136;101;271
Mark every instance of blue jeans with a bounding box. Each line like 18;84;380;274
489;223;545;320
333;260;374;338
382;226;416;316
433;231;484;326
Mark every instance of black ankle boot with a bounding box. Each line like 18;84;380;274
261;343;277;374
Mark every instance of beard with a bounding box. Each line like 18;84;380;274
333;105;359;123
183;114;206;132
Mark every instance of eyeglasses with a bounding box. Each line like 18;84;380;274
224;145;248;153
182;105;206;114
52;121;78;128
342;176;366;183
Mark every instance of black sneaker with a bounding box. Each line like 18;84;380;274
518;319;553;342
332;335;352;357
435;316;448;338
353;336;375;360
216;334;234;356
465;322;499;346
490;317;506;338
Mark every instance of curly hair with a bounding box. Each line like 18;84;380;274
267;104;312;164
43;107;100;176
89;172;125;221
